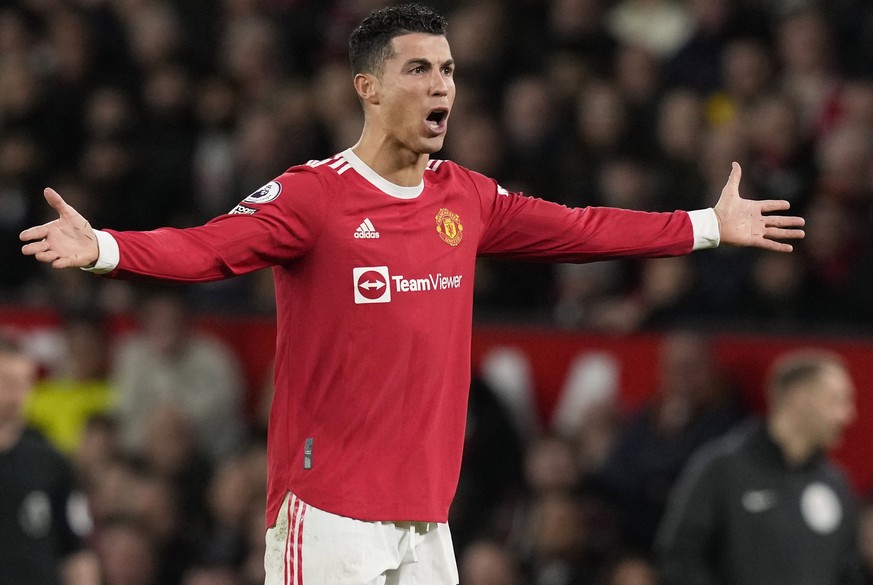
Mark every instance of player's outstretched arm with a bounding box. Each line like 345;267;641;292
19;188;99;269
713;162;805;252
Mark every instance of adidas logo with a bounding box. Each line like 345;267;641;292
354;218;380;239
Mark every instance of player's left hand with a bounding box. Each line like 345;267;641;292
714;162;805;252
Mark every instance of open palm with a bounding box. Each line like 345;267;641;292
714;162;805;252
19;188;99;269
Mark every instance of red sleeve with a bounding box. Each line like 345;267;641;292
476;177;694;262
106;167;327;282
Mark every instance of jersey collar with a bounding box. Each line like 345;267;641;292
341;148;424;200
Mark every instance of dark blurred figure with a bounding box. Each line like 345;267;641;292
775;7;844;141
596;552;661;585
460;539;527;585
0;332;100;585
96;515;160;585
665;0;767;93
111;289;246;462
736;250;811;331
450;375;526;556
522;491;596;585
657;349;863;585
25;312;115;456
800;195;873;328
652;89;708;213
596;331;744;551
136;405;213;545
860;499;873;585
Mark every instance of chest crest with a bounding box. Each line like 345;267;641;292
435;208;463;246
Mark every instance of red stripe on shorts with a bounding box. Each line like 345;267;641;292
284;495;307;585
284;495;294;585
296;500;306;585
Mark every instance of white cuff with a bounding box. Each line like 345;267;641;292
81;230;119;274
688;208;720;250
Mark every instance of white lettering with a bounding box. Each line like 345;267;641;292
392;273;462;293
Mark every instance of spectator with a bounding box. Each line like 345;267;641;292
71;414;119;498
596;330;744;550
137;404;213;541
2;0;871;336
775;7;843;140
596;552;661;585
96;515;160;585
736;250;810;330
706;38;774;128
744;93;812;207
25;312;116;455
460;539;526;585
800;195;873;327
450;376;525;556
522;491;595;585
652;89;707;212
111;289;246;461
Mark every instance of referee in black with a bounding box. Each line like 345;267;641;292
0;332;99;585
656;349;864;585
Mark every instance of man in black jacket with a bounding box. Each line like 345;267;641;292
0;333;99;585
657;349;864;585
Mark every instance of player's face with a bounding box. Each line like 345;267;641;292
375;33;455;155
0;353;36;426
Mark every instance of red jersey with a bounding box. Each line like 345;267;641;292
103;149;696;525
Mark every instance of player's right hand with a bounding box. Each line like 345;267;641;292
19;188;100;269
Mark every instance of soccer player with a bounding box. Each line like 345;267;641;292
20;4;804;584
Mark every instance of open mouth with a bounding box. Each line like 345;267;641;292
425;108;449;132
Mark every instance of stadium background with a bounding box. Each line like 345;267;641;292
2;0;873;584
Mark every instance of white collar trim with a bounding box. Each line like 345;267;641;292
341;148;424;199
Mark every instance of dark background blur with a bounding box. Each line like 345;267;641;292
2;0;873;336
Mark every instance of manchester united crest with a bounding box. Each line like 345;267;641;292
435;208;463;246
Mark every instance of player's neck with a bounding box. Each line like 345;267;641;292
768;415;815;466
351;136;428;187
0;420;23;452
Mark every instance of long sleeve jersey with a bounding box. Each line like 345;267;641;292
93;148;718;525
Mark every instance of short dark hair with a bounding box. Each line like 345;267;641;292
0;328;25;355
349;3;448;76
766;349;846;403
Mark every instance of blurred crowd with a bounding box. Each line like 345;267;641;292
2;0;873;333
9;297;873;585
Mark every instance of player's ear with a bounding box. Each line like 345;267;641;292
354;73;380;105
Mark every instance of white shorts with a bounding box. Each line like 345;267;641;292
264;492;459;585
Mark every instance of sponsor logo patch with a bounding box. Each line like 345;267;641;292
229;204;257;215
353;266;391;304
353;266;463;304
435;208;463;246
244;181;282;204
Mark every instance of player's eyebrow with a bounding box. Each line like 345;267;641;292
405;58;433;70
404;58;455;70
